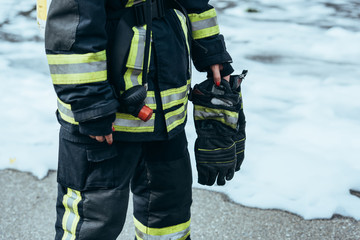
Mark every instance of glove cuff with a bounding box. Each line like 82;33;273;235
78;113;116;136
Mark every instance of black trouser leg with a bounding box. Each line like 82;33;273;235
55;132;142;240
131;131;193;239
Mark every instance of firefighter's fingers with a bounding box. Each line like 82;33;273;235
223;75;230;82
95;136;105;142
105;133;113;145
211;64;221;86
89;135;96;139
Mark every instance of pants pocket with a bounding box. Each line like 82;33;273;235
57;136;118;191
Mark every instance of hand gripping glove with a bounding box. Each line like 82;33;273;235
190;76;242;186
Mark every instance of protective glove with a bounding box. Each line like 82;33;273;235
229;72;247;171
191;77;242;186
78;113;116;136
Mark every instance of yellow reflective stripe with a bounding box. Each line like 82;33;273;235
124;26;151;89
165;101;188;132
58;110;79;125
127;27;141;69
47;50;106;65
188;8;220;39
58;98;71;110
194;105;238;118
134;217;191;237
125;0;145;7
61;188;82;240
145;91;156;110
51;70;107;85
192;25;220;40
188;8;217;23
125;0;134;7
57;98;79;125
174;10;190;55
114;113;155;133
194;105;238;129
161;80;190;110
161;80;190;97
124;68;141;90
48;51;107;85
70;191;81;240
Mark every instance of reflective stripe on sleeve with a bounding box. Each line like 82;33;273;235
57;98;79;125
188;8;220;40
61;188;82;240
194;105;238;129
47;50;107;85
134;217;190;240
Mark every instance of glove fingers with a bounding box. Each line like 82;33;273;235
217;170;226;186
207;170;217;186
235;156;244;172
197;167;209;186
226;167;235;181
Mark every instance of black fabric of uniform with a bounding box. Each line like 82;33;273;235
55;128;192;239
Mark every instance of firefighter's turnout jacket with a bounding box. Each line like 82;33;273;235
45;0;232;142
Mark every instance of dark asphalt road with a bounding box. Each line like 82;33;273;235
0;169;359;240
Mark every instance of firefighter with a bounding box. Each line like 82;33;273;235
44;0;236;239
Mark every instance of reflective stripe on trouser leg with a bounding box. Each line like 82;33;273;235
55;184;131;240
55;186;82;240
131;131;193;240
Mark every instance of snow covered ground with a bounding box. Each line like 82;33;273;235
1;0;359;220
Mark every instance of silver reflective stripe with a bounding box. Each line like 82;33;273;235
130;68;143;87
65;191;76;234
145;95;156;106
125;26;147;88
57;99;74;118
161;85;189;110
191;17;218;31
133;27;146;69
166;103;187;130
49;61;106;75
194;109;238;126
135;226;190;240
61;189;82;240
114;117;155;128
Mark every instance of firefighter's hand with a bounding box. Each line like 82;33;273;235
89;134;113;145
78;113;116;145
210;64;230;86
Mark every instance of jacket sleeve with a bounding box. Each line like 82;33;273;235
179;1;233;73
45;0;119;123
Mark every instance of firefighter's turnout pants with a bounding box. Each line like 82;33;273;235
55;129;192;240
